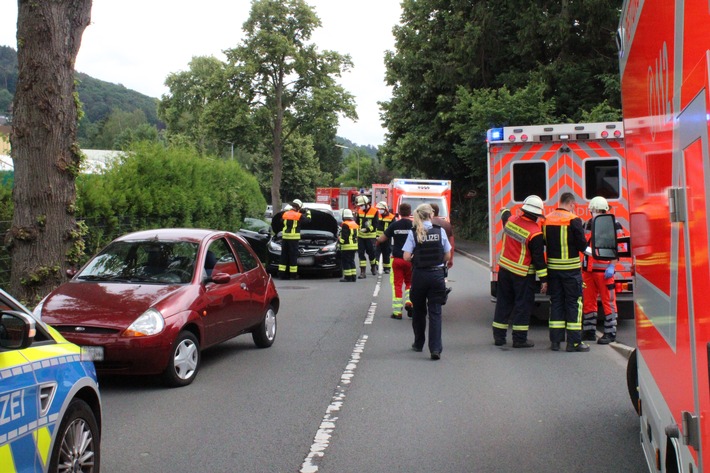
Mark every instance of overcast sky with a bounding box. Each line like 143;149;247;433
0;1;403;147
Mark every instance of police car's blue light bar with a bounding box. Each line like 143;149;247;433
487;128;504;142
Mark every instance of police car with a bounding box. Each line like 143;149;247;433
0;288;102;472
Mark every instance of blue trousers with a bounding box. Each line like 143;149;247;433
410;267;446;353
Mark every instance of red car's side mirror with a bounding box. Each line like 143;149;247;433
209;272;231;284
66;268;77;278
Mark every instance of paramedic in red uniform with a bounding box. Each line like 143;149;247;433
278;199;311;280
544;192;589;352
492;195;548;347
582;196;624;344
377;202;414;319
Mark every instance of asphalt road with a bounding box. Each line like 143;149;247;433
97;253;647;473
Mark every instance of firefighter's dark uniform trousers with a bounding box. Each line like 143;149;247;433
548;269;583;345
358;238;376;268
493;268;537;343
410;266;446;354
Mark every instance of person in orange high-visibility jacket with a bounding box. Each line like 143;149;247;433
492;195;548;348
278;199;311;280
543;192;589;352
339;208;359;282
375;201;395;274
356;195;380;278
582;196;625;344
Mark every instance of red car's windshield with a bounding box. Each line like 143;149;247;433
78;240;199;284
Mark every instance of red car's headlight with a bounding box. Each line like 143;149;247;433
123;308;165;337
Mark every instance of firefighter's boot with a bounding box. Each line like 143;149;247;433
371;264;377;275
358;267;366;279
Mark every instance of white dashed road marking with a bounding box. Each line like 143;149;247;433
300;335;369;473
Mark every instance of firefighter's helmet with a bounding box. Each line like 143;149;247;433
521;195;544;217
291;199;303;209
342;208;354;219
356;195;369;206
376;201;388;211
588;196;609;212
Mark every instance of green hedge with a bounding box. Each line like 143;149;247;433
1;142;267;285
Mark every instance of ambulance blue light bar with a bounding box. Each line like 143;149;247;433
487;128;504;142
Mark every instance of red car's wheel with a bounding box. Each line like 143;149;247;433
163;331;200;387
252;305;277;348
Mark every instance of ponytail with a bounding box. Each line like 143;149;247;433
413;204;434;243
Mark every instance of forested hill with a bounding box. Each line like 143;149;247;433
0;45;161;130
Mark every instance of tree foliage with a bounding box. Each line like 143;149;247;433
380;0;623;238
222;0;357;209
76;141;266;256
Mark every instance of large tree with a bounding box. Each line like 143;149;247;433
225;0;357;209
8;0;92;302
380;0;622;237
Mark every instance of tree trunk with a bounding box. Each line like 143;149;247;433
270;73;284;211
8;0;91;303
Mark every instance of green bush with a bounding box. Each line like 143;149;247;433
76;141;266;257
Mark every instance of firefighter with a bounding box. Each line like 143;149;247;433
377;202;414;319
543;192;590;352
339;208;359;282
374;201;395;274
278;199;311;280
492;195;548;347
582;196;624;344
403;204;452;360
356;195;379;278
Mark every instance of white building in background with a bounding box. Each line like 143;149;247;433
0;149;124;174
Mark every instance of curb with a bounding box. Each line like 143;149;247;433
454;248;488;267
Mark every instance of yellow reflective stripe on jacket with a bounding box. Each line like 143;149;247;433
340;221;359;250
544;210;582;270
499;255;532;276
498;218;541;277
282;210;306;240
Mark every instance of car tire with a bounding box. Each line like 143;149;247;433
49;398;101;473
163;331;200;387
252;305;277;348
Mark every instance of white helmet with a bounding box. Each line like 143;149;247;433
342;208;354;219
376;201;388;211
291;199;303;209
356;195;369;206
521;195;544;217
588;196;609;212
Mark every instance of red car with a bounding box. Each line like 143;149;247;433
35;228;280;387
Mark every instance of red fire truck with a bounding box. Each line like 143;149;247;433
618;0;710;470
486;122;633;302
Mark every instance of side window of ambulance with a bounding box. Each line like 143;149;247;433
585;159;620;199
512;162;547;202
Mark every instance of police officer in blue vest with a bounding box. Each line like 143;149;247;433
403;204;452;360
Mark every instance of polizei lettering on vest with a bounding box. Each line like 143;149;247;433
425;234;441;242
